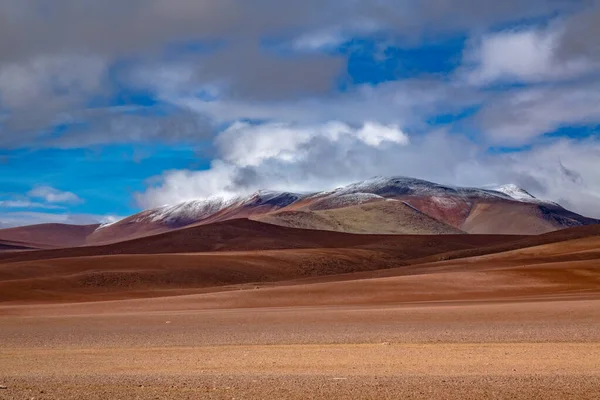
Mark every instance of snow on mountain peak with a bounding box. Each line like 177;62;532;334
141;197;238;224
136;190;309;225
130;177;561;227
244;190;307;207
492;184;537;201
330;176;507;199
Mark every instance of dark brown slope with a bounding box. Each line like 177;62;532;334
4;221;597;305
0;240;37;252
0;225;597;304
409;223;600;265
0;223;100;248
0;220;522;303
163;237;600;310
0;219;520;265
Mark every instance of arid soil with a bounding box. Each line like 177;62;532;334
253;200;463;234
0;222;599;399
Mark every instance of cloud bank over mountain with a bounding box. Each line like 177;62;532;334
1;0;600;225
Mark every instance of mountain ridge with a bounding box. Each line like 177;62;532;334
1;176;598;248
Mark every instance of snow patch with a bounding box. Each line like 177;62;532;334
328;176;514;200
95;216;126;231
316;192;384;208
431;196;459;209
135;190;308;225
138;197;240;225
493;184;536;201
490;184;556;205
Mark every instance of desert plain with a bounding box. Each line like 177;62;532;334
1;221;599;399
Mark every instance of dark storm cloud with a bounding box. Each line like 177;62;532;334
0;107;214;149
556;0;600;62
0;0;595;150
197;42;345;101
0;0;587;62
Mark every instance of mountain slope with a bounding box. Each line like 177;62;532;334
0;223;100;248
0;219;522;302
0;240;37;252
2;176;597;247
88;177;598;242
86;191;306;245
253;200;463;234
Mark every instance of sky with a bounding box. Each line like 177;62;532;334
1;0;600;227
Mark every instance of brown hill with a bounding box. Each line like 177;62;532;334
85;192;303;245
0;223;100;248
4;178;598;249
0;219;518;265
0;240;36;252
0;219;522;303
400;196;599;235
183;238;600;310
407;223;600;265
253;200;463;235
1;224;598;304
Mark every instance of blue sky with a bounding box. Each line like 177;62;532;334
1;0;600;226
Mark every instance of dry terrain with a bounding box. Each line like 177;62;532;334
253;200;463;234
1;220;599;399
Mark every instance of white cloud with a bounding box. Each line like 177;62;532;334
292;20;380;51
137;120;600;218
494;140;600;215
293;29;348;51
0;212;123;228
0;55;105;108
478;83;600;143
28;186;83;204
175;78;481;131
357;122;409;146
216;121;408;168
0;200;63;210
0;54;108;135
137;121;412;207
463;26;597;85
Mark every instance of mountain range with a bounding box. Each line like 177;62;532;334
1;176;598;249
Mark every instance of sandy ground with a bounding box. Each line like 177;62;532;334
1;296;600;399
1;227;600;399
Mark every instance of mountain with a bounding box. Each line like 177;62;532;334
254;199;463;235
0;240;37;252
0;223;100;249
0;219;522;302
1;176;598;247
86;190;306;244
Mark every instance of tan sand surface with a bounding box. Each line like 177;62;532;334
1;224;600;398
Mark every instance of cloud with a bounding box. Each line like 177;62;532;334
137;121;411;206
0;105;215;150
174;78;482;132
0;0;594;151
0;0;581;61
0;211;122;228
216;121;409;167
463;25;597;85
2;0;600;227
477;83;600;144
556;1;600;63
0;200;64;210
48;107;214;149
293;29;349;51
137;120;600;218
0;54;108;132
125;42;347;102
28;186;83;204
